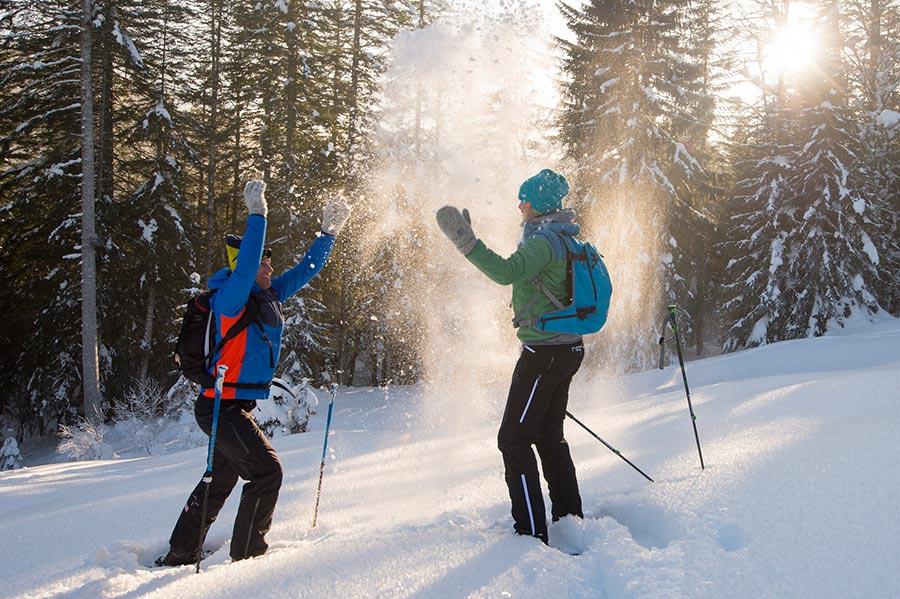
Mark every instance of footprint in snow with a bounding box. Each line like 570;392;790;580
589;501;686;550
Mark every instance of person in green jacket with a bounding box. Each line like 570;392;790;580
436;169;585;549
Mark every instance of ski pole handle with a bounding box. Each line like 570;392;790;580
215;364;228;394
667;304;678;323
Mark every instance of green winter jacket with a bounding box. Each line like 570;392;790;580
465;210;582;344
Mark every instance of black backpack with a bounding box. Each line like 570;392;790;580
174;289;260;388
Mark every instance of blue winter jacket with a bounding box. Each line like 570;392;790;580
202;214;335;400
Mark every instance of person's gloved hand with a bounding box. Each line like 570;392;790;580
436;206;477;255
244;180;267;217
322;198;352;236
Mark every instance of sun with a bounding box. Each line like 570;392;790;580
762;2;819;77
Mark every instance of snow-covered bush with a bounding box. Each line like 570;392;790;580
87;377;209;457
114;377;166;421
254;378;318;437
163;376;199;416
57;418;115;461
2;436;23;469
50;376;318;462
111;378;169;455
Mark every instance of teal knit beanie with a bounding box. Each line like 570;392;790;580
517;169;569;214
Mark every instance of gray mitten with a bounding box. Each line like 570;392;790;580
244;180;267;217
322;199;352;236
436;206;477;255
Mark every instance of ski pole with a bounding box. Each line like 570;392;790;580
565;411;654;482
662;305;705;470
312;383;337;527
196;364;227;573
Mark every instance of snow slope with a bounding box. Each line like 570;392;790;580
2;320;899;599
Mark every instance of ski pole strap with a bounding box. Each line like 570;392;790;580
271;378;297;398
658;307;680;369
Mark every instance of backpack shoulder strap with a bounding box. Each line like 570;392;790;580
202;294;261;366
526;228;570;260
512;231;572;329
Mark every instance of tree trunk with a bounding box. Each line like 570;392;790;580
231;108;242;232
205;0;222;273
414;0;425;158
347;0;362;163
368;332;377;386
347;329;362;386
96;4;114;204
285;8;297;196
337;276;351;384
230;52;244;234
138;280;156;381
262;88;273;185
80;0;102;421
869;0;883;110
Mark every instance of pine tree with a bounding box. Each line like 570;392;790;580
718;0;799;350
76;0;191;402
781;0;889;335
720;110;798;349
0;0;91;433
844;0;900;314
227;0;341;381
111;0;202;390
303;0;421;384
721;0;894;349
557;0;717;370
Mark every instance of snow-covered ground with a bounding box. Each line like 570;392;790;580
2;319;899;599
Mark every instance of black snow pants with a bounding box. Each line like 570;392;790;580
498;341;585;543
169;396;283;561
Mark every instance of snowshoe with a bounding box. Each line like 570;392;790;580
154;548;211;567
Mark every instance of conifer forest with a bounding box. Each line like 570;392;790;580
1;0;898;438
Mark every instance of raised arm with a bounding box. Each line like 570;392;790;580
216;181;267;316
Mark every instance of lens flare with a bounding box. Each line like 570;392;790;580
762;3;819;77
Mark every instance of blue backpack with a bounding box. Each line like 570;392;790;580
513;232;612;335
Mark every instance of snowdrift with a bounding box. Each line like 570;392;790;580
1;319;899;599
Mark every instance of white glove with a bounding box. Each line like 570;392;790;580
244;180;267;217
322;199;352;236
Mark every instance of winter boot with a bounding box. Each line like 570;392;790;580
154;548;199;567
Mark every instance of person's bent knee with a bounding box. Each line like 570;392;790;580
264;456;283;490
272;459;283;489
498;430;534;454
249;453;283;494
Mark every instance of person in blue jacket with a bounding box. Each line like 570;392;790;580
158;180;351;566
